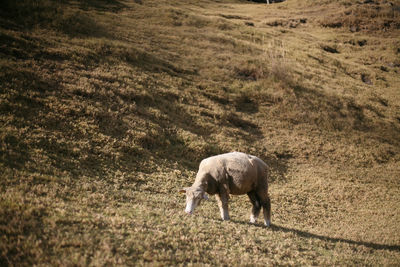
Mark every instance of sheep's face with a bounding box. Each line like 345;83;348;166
180;187;208;214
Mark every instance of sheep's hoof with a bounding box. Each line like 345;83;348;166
264;220;271;227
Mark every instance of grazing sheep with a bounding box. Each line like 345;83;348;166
180;152;271;227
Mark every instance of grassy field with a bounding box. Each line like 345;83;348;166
1;0;400;265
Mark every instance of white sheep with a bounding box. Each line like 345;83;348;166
180;152;271;227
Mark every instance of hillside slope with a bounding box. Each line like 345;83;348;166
1;0;400;265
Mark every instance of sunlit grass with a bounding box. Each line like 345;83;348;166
1;0;400;265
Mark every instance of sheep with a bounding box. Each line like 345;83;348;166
180;152;271;227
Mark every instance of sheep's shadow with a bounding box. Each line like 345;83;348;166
230;219;400;252
271;224;400;252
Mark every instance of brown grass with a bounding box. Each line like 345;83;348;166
1;0;400;265
319;0;400;32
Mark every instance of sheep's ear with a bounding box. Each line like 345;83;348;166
179;188;187;194
203;193;209;200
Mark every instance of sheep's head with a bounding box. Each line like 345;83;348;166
179;187;209;214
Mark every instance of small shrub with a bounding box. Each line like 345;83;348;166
265;41;296;87
233;40;295;87
56;11;102;36
185;15;209;28
234;61;266;81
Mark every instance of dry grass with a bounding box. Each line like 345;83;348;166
319;0;400;32
1;0;400;265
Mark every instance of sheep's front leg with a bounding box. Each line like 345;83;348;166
216;192;230;221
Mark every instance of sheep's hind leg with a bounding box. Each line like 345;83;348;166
247;191;261;224
262;195;271;227
256;190;271;227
